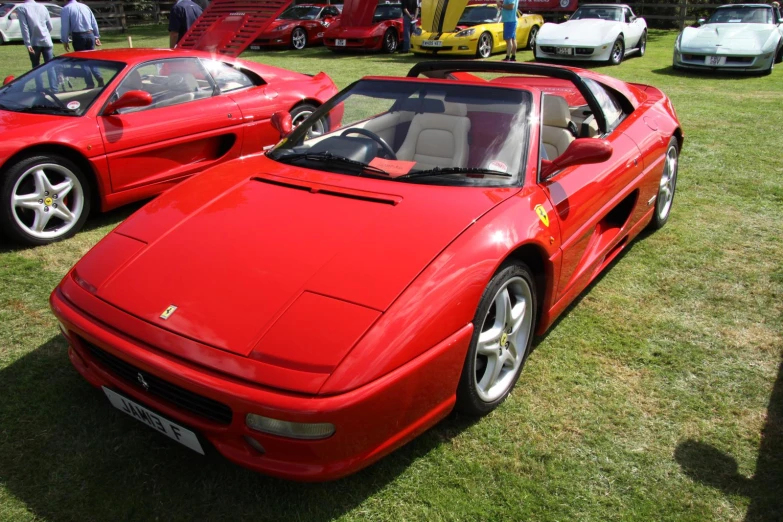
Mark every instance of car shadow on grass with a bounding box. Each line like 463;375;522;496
650;66;765;80
0;335;479;521
674;358;782;521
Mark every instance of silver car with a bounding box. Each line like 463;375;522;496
673;3;783;74
0;1;62;44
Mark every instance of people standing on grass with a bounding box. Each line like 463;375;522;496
17;0;55;73
401;0;418;53
498;0;519;61
61;0;104;87
169;0;203;48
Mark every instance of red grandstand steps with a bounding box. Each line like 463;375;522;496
177;0;292;57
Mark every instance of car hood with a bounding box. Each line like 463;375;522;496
679;23;776;52
538;19;620;45
88;156;517;357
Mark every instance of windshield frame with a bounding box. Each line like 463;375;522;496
707;6;773;24
570;6;622;21
458;6;501;26
268;77;532;188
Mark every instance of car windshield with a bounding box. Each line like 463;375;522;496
0;3;14;17
570;6;622;21
458;6;500;26
279;6;321;20
707;6;772;24
374;4;401;22
0;57;123;116
269;79;531;187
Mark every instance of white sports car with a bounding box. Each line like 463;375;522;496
535;4;647;65
673;4;783;74
0;1;62;44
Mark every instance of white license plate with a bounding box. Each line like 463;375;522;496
336;39;346;46
706;55;726;65
421;40;443;47
103;387;205;455
556;47;572;55
249;45;260;50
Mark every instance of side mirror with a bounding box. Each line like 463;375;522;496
104;90;152;115
541;138;613;179
697;18;706;25
3;75;14;86
271;110;293;137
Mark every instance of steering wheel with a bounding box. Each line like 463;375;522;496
340;128;397;160
42;88;67;109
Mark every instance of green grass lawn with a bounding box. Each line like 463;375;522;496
1;25;782;522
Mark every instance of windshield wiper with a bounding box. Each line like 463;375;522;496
272;151;391;179
398;167;513;180
17;105;75;114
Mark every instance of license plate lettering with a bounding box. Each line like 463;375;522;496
336;39;346;46
706;55;725;65
556;47;572;55
422;40;443;47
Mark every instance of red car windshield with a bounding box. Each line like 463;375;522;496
0;57;123;116
270;79;532;187
279;6;322;20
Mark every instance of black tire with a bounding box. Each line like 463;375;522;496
608;36;624;65
291;27;307;50
456;262;537;416
476;32;493;58
526;25;539;50
0;154;91;245
775;44;783;64
289;103;329;136
382;28;398;53
647;136;679;231
638;30;647;57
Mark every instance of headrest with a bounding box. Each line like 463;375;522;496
542;95;570;128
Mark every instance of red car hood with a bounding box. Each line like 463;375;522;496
86;156;516;358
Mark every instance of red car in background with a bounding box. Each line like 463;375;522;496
0;49;337;245
51;61;682;481
249;3;342;50
324;2;406;53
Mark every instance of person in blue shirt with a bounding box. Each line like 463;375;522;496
497;0;519;61
60;0;104;87
168;0;203;48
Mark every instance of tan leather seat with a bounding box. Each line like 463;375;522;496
541;95;574;159
396;101;471;169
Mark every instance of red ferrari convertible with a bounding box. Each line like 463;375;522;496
51;61;682;481
249;3;342;50
324;1;406;53
0;48;337;245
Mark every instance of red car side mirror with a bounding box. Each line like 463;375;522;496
104;90;153;115
541;138;613;179
271;110;293;137
3;75;14;86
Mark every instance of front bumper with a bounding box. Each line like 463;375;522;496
50;284;471;481
249;32;292;48
673;49;774;72
411;38;477;55
535;42;614;62
324;35;383;51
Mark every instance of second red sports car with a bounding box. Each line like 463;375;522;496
249;3;342;50
324;2;406;53
0;48;337;245
52;61;681;481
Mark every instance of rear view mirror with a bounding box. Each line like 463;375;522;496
271;110;293;138
541;138;613;179
104;90;152;115
3;75;14;86
697;18;706;25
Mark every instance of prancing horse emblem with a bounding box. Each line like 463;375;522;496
137;372;150;391
160;305;177;320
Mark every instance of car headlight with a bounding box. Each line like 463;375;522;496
276;24;291;31
674;32;682;49
246;414;335;440
455;28;475;38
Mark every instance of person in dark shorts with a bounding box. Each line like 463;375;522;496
169;0;203;48
497;0;519;61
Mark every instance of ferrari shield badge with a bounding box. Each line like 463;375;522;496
160;305;178;320
535;205;549;227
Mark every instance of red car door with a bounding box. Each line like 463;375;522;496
98;58;243;193
542;83;643;302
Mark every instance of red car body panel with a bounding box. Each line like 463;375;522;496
0;49;337;215
51;63;682;481
251;4;341;48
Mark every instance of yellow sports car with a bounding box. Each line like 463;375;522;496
412;2;543;58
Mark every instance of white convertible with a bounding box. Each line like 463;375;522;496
673;4;783;74
535;4;647;65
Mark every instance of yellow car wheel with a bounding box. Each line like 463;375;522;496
476;32;493;59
